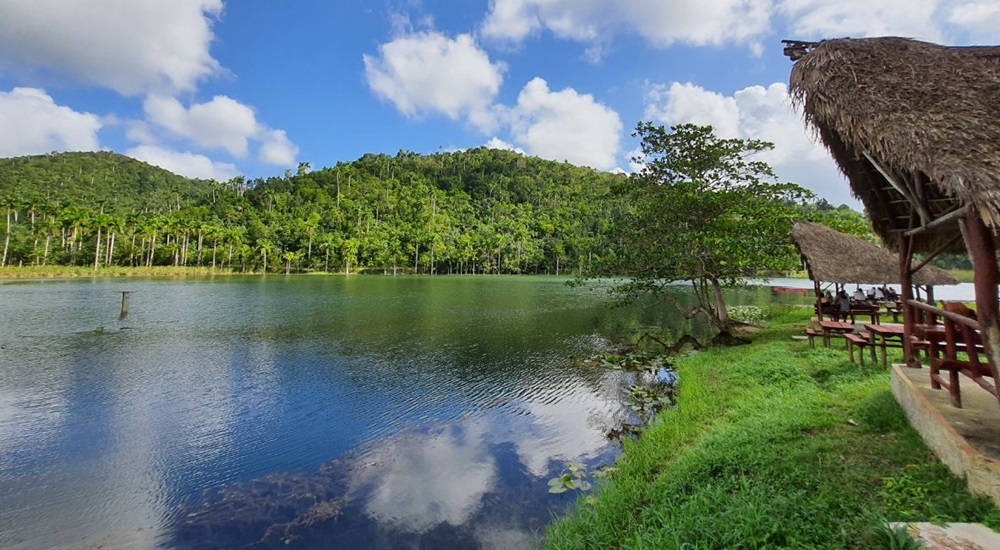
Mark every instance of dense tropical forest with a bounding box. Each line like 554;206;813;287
0;146;871;275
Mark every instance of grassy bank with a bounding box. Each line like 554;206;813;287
0;266;246;279
950;269;975;283
543;307;1000;549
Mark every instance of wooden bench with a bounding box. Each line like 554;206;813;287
847;305;881;324
805;328;819;348
844;332;871;365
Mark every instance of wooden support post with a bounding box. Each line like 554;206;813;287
899;234;918;368
120;291;130;317
814;280;823;321
960;214;1000;405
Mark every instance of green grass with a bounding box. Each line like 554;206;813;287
949;270;975;283
542;308;1000;549
0;266;242;279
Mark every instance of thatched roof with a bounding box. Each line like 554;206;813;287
791;222;958;285
788;37;1000;253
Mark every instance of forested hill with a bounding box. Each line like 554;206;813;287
0;148;629;274
0;151;212;213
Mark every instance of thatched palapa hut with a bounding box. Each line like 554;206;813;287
785;37;1000;405
791;222;957;286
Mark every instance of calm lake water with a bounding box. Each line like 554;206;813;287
0;276;810;549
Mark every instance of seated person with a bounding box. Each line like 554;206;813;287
835;290;852;321
885;287;898;301
819;290;836;317
866;287;877;302
853;287;866;301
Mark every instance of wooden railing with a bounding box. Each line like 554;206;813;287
909;300;992;408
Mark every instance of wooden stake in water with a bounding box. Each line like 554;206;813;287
120;291;130;317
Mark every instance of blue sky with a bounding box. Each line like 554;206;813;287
0;1;997;207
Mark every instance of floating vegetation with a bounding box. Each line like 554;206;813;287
547;463;617;494
625;383;674;423
573;350;678;447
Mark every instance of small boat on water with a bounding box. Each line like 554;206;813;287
771;285;811;294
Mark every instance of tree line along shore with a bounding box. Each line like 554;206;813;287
1;146;887;277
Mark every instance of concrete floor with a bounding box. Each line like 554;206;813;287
897;366;1000;461
893;365;1000;508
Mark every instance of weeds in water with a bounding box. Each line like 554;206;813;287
625;384;673;421
548;464;617;494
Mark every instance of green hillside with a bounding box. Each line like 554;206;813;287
0;148;867;274
0;151;212;214
0;148;624;273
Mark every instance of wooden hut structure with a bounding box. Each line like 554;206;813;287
785;37;1000;404
791;222;957;316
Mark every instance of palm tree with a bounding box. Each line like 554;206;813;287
1;194;16;267
282;250;299;274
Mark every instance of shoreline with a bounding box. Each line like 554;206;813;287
541;307;1000;548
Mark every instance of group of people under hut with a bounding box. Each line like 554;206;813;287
819;285;899;322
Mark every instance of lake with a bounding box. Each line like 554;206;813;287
0;276;811;549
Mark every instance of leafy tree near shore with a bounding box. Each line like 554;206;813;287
605;123;812;337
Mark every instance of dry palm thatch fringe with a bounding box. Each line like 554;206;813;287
787;37;1000;253
791;221;958;286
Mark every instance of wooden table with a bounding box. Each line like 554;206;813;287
818;320;854;347
864;323;905;368
883;303;903;323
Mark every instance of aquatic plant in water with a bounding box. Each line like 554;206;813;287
548;464;617;494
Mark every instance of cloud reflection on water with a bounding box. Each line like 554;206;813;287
341;367;627;546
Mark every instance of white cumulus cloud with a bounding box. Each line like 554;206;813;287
780;0;1000;44
364;32;505;132
258;130;299;167
0;0;223;96
480;0;1000;55
480;0;771;49
944;1;1000;41
643;81;854;206
779;0;943;42
127;144;237;181
484;137;526;155
139;95;298;167
506;78;623;171
0;87;102;157
144;95;258;158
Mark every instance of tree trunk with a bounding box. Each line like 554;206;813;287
710;277;731;332
93;226;102;270
107;232;115;265
1;208;9;267
148;231;156;267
